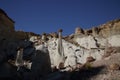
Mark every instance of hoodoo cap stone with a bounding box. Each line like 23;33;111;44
58;29;63;32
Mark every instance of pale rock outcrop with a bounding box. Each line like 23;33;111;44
29;36;38;43
75;27;84;35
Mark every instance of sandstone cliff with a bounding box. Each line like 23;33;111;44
0;9;15;39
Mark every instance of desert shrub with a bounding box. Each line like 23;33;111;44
84;62;93;70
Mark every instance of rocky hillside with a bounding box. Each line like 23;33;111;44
74;19;120;37
28;19;120;80
0;8;120;80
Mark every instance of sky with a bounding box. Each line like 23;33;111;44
0;0;120;36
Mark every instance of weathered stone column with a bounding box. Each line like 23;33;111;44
15;47;24;71
55;29;65;69
58;29;64;57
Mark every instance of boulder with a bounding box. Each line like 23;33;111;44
75;27;84;35
109;63;119;70
86;56;95;63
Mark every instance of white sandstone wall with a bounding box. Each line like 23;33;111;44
47;37;104;68
29;34;120;71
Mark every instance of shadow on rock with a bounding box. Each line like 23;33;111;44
69;66;105;80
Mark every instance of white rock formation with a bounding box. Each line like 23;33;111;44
29;32;120;71
75;35;97;49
